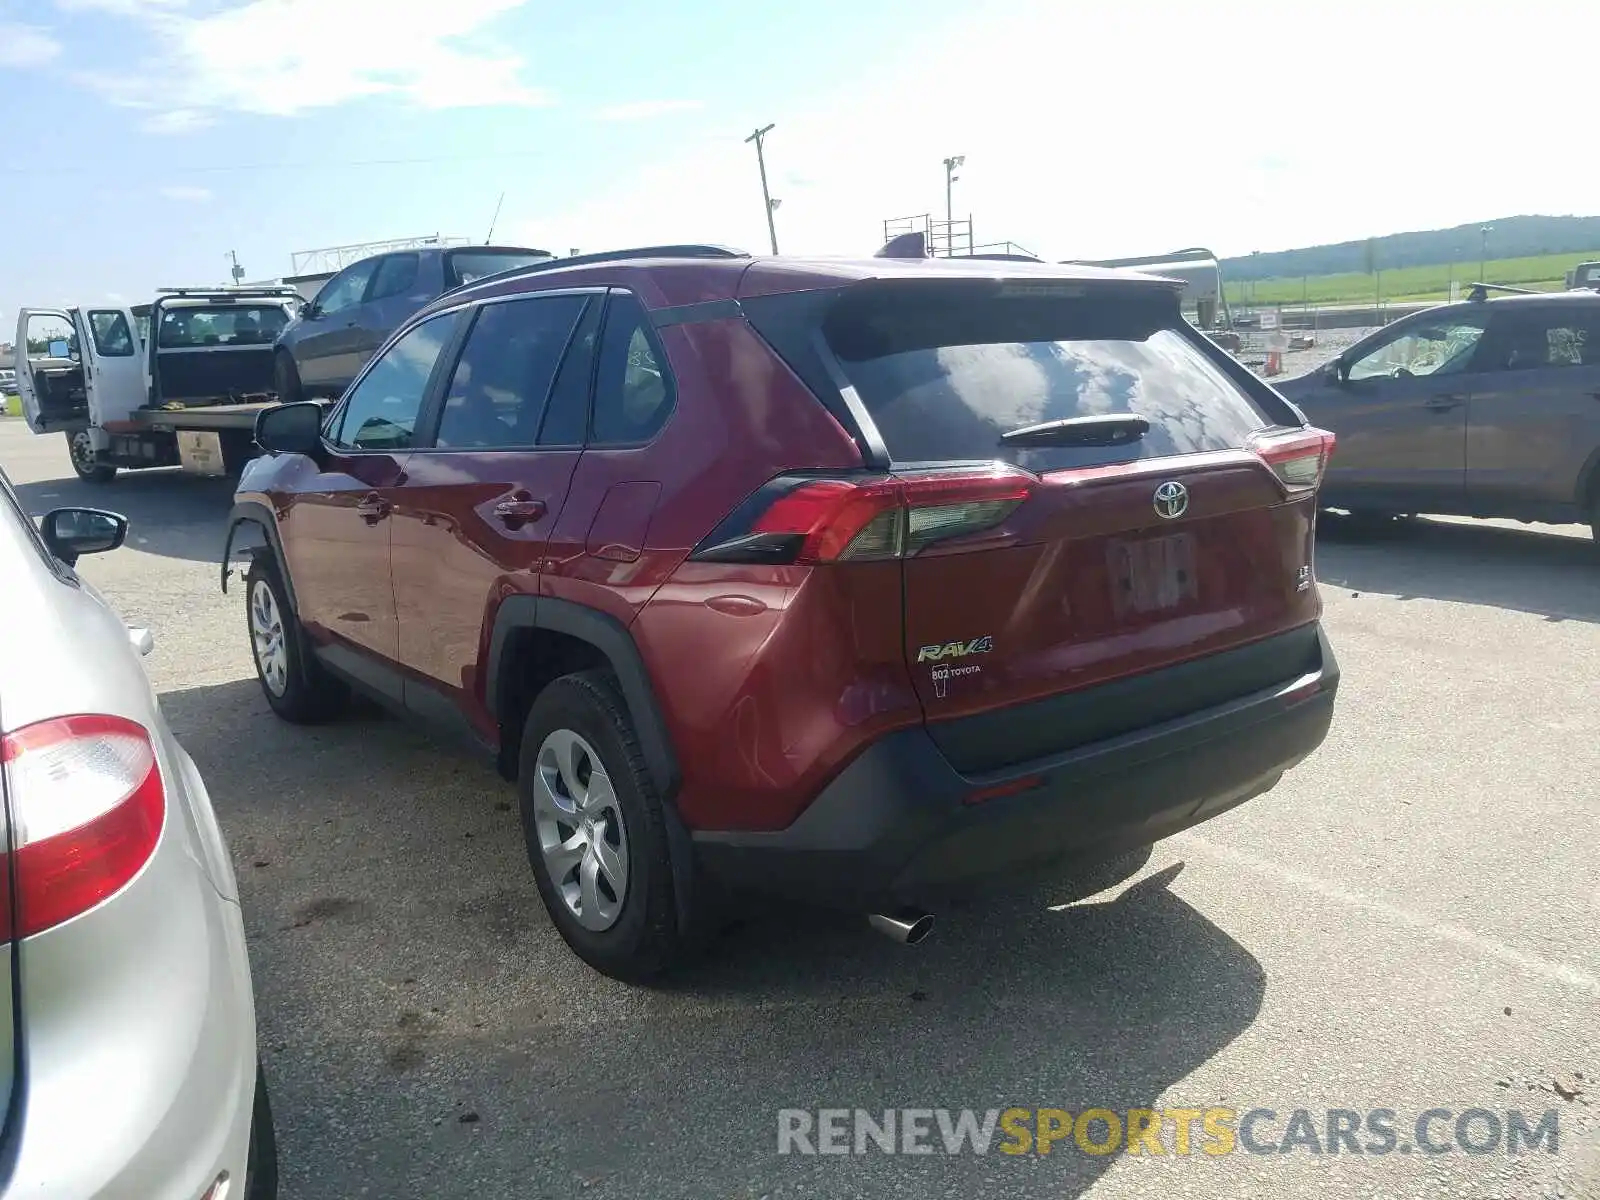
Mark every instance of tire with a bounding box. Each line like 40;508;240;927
244;1061;279;1200
273;350;303;405
222;430;255;477
1325;508;1399;538
65;429;116;484
245;556;345;723
517;670;699;982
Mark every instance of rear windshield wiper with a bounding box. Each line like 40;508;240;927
999;413;1150;447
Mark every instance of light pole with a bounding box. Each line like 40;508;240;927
1479;225;1491;283
745;124;779;255
943;155;965;227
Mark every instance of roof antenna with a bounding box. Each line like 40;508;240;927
484;192;505;245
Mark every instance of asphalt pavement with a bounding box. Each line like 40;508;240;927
3;418;1596;1199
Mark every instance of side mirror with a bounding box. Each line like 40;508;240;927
255;400;325;457
41;507;127;566
47;339;70;359
300;302;321;321
1326;358;1349;385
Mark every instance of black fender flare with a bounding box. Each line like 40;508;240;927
485;595;680;800
221;500;321;695
221;500;297;611
486;597;702;932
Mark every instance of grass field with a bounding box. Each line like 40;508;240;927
1224;251;1600;308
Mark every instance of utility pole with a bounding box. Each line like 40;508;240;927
1479;225;1492;282
943;155;965;227
745;124;779;254
227;250;244;284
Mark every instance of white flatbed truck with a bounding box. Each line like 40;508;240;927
14;286;317;483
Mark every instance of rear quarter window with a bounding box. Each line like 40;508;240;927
445;250;557;289
828;287;1271;471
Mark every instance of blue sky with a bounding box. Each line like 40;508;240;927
3;0;1597;329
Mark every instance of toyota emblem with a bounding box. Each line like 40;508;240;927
1153;481;1189;520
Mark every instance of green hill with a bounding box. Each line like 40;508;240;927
1224;250;1600;308
1220;215;1600;282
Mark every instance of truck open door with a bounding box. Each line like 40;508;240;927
77;307;147;426
13;308;79;434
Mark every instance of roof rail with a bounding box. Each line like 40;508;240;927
1464;282;1541;302
444;244;752;295
155;285;304;299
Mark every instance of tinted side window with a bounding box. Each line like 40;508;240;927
590;294;674;445
330;312;457;451
1485;309;1600;371
368;254;421;303
88;311;134;357
538;299;602;446
435;296;587;449
315;260;379;315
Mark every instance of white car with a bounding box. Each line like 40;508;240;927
0;467;276;1197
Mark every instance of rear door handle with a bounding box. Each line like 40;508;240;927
1424;394;1465;411
355;492;390;524
494;498;547;525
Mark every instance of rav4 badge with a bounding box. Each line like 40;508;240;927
917;636;995;663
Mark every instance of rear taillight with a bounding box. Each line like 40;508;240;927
0;714;165;940
693;467;1034;564
1249;426;1336;494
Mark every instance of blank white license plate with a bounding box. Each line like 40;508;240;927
176;430;225;476
1108;533;1199;616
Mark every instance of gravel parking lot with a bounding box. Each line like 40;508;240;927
3;416;1597;1199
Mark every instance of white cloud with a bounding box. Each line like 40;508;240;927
158;184;213;202
71;0;548;130
141;109;214;134
0;23;63;67
507;0;1600;264
594;99;703;122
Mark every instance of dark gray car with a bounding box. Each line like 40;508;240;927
1277;291;1600;540
274;245;552;401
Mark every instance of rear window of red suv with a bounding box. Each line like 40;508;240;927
824;283;1270;471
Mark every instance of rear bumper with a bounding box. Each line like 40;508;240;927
693;625;1339;908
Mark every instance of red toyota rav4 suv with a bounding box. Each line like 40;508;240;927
225;245;1339;981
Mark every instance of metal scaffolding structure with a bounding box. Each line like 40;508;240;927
879;213;1036;261
289;235;471;276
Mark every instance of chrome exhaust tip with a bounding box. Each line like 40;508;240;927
867;908;935;945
